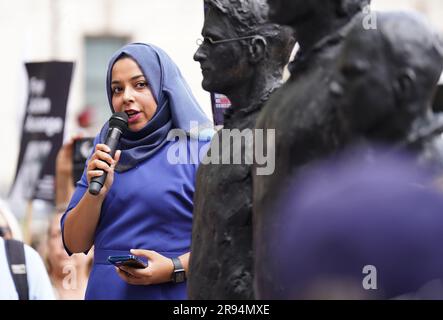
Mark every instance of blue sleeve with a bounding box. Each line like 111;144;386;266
60;134;101;256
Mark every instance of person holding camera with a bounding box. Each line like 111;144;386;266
61;43;212;300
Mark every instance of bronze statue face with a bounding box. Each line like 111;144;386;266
194;6;253;95
332;11;443;139
331;27;395;135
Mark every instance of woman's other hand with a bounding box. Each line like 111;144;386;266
115;249;175;285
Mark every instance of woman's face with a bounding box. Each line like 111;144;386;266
111;58;158;132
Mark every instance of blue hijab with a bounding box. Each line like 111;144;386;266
99;42;213;172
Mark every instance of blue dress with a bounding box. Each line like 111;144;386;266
61;136;206;300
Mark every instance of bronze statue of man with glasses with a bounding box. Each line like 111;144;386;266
188;0;294;299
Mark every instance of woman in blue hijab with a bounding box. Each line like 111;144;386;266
61;43;212;300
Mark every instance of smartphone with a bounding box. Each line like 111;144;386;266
107;255;148;269
72;137;95;185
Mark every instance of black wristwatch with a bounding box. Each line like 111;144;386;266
171;257;186;283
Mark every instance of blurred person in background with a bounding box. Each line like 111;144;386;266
43;140;92;299
55;135;83;210
0;218;12;239
0;199;23;240
0;208;14;240
1;210;54;299
46;212;91;299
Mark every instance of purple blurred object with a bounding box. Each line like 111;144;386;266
259;146;443;300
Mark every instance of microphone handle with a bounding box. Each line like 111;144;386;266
88;128;123;195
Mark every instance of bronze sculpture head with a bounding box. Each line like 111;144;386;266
194;0;294;100
331;11;443;143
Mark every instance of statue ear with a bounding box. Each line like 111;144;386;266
248;36;267;64
393;68;416;105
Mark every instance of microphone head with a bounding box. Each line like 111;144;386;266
109;112;129;131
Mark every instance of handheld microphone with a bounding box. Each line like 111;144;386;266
89;112;128;195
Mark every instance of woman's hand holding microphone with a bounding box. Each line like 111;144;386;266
86;144;121;197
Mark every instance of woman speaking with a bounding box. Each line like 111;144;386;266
61;43;212;300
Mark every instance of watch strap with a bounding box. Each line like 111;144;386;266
171;257;186;283
171;257;183;271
